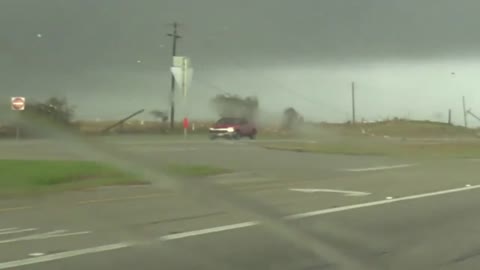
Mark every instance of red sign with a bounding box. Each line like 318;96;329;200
183;117;189;129
11;97;26;111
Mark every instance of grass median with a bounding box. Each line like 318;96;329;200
261;138;480;159
0;159;231;197
0;160;145;196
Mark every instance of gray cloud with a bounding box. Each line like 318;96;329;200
2;0;480;123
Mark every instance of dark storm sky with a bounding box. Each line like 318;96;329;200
2;0;480;123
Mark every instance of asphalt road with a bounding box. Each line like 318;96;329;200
1;135;480;269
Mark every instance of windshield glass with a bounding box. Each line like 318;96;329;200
2;1;480;270
216;118;241;125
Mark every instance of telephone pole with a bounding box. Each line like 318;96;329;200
351;82;356;124
462;96;468;128
167;22;181;129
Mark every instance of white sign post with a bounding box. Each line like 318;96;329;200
11;97;26;140
171;56;193;138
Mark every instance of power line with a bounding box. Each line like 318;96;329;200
229;60;349;115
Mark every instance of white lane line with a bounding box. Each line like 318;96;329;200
0;230;91;244
343;164;415;172
131;147;198;152
159;221;259;241
0;228;17;232
0;228;37;235
0;243;130;270
28;253;44;257
289;188;371;196
286;184;480;219
208;171;257;179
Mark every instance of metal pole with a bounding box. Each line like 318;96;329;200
168;22;181;130
351;82;356;124
182;58;187;139
448;109;452;125
463;96;468;128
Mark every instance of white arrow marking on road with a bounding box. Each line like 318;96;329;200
343;164;415;172
289;188;371;196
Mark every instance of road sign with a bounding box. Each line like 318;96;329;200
11;97;26;111
183;117;189;129
172;56;185;67
170;56;193;97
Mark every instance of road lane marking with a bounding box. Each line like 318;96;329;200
0;230;91;244
0;243;130;269
343;164;415;172
208;171;257;179
0;193;168;213
0;228;37;235
77;193;164;204
28;253;44;257
286;184;480;219
0;206;33;213
1;185;479;268
159;221;259;241
0;228;17;232
129;147;198;152
289;188;371;196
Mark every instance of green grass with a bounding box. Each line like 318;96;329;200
316;120;478;138
261;139;480;159
0;160;232;197
164;164;232;177
0;159;147;196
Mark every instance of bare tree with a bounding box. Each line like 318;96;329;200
281;107;304;131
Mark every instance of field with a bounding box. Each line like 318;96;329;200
3;117;478;139
73;119;479;138
316;119;479;139
261;136;480;159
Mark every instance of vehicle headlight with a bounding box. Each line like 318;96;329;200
226;127;235;132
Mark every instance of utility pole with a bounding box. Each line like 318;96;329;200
448;109;452;125
462;96;468;128
351;82;356;124
167;22;181;129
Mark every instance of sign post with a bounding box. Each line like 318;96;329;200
11;97;26;140
183;117;189;139
171;56;193;139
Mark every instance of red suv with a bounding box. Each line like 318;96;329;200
209;117;257;140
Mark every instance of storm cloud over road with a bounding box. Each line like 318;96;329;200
2;0;480;123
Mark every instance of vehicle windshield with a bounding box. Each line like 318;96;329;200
2;1;480;270
215;118;242;125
